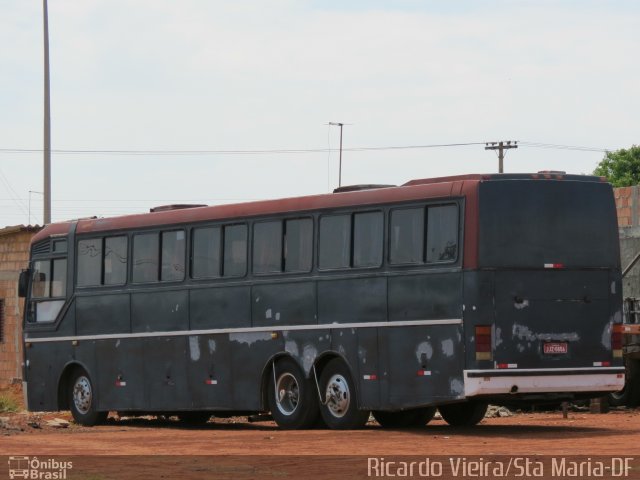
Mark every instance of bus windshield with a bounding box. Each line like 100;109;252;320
478;179;619;269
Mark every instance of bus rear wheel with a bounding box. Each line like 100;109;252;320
439;401;487;427
373;407;436;428
69;368;108;426
268;357;319;429
318;359;369;429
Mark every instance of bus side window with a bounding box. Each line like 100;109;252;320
426;205;459;263
284;218;312;273
77;238;103;286
253;221;283;274
31;260;51;298
353;211;383;268
319;215;351;270
132;233;159;283
389;207;425;265
192;227;222;278
161;230;186;281
223;224;247;277
51;258;67;297
104;236;128;285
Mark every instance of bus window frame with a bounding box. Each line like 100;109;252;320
317;209;385;272
189;222;249;281
27;255;68;324
387;200;463;268
251;216;315;277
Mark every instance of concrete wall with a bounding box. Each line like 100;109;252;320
0;229;38;386
615;186;640;298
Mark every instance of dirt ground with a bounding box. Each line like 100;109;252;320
2;384;639;479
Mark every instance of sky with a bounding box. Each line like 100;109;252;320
0;0;639;227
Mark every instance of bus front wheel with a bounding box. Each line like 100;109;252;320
438;401;487;427
318;359;369;429
68;369;108;426
268;357;319;429
373;407;436;428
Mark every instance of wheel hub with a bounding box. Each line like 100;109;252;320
275;372;300;416
73;375;92;414
325;374;350;418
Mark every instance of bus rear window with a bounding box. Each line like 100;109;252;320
478;180;619;268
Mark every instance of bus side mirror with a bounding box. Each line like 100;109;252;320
18;269;30;298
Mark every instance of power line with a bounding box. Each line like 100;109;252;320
0;142;486;156
0;140;617;156
518;141;613;153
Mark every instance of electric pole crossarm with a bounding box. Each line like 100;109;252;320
485;140;518;173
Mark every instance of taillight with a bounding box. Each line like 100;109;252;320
612;324;623;358
475;325;492;361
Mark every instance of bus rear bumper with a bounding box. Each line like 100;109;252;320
463;367;625;397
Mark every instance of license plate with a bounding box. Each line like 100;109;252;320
544;342;568;354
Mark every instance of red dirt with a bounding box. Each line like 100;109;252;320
1;408;639;455
2;384;639;479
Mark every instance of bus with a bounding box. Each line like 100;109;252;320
18;173;625;429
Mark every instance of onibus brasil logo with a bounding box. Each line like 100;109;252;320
8;457;72;480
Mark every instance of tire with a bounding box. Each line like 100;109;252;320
268;357;319;429
177;412;212;425
373;407;436;428
439;401;487;427
69;368;108;426
608;358;640;407
318;358;369;430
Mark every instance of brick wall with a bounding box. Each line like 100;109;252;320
0;229;38;386
614;186;640;227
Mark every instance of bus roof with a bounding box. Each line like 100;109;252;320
31;173;607;244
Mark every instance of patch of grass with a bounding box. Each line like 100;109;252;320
0;393;20;413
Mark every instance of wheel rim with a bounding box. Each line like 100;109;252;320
73;375;92;415
275;372;300;416
324;374;350;418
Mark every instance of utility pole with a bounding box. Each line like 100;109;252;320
43;0;51;224
328;122;346;187
485;140;518;173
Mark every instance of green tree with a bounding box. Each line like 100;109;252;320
594;145;640;187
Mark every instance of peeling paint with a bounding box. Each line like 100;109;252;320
495;327;502;347
285;340;299;357
611;281;616;294
450;378;464;396
229;332;271;346
514;299;530;310
512;323;580;342
338;345;346;356
189;336;200;362
415;342;433;362
265;308;272;319
302;344;317;372
441;339;454;357
115;339;121;348
208;339;216;354
516;343;525;352
255;297;260;303
275;312;281;321
358;346;367;364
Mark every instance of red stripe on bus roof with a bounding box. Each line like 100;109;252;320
31;178;483;268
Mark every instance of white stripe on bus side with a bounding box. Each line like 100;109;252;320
24;318;463;343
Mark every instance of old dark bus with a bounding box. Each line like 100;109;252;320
19;173;625;429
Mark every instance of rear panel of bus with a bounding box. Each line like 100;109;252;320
463;178;624;401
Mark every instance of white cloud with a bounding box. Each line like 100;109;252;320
0;1;638;224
